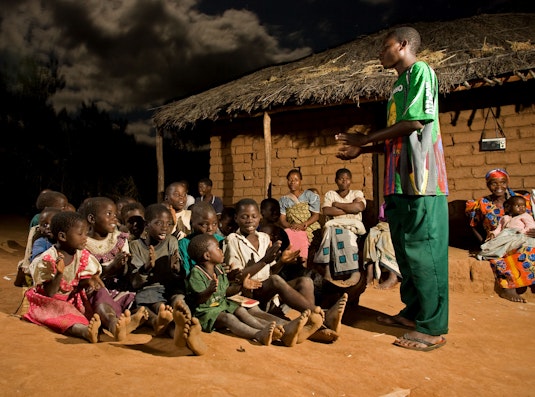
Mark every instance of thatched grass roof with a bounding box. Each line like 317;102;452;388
153;13;535;132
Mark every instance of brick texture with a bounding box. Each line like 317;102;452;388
206;103;534;232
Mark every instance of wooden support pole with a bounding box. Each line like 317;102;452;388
156;127;165;202
263;112;272;198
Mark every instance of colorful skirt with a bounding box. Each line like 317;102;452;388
23;288;93;333
490;244;535;289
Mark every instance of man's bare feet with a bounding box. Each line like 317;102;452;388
255;321;276;346
376;314;415;329
185;317;208;356
281;309;309;347
324;293;348;334
85;313;101;343
172;300;191;348
126;307;149;334
154;304;174;335
375;271;399;290
297;308;323;343
113;312;128;341
308;327;339;343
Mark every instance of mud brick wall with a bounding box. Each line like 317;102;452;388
208;103;535;216
441;103;535;201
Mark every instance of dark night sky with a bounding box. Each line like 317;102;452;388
1;0;532;144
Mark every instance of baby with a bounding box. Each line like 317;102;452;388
489;196;535;239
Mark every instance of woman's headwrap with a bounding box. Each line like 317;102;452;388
485;168;515;197
485;168;509;182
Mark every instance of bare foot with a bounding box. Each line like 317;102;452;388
172;300;191;348
255;321;276;346
324;293;348;334
126;307;149;334
498;287;527;303
375;272;399;290
308;327;339;343
376;314;415;329
297;308;323;343
113;312;128;341
154;304;173;335
272;324;285;341
185;317;208;356
85;313;101;343
281;309;309;347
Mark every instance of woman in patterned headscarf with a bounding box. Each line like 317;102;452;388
466;168;535;302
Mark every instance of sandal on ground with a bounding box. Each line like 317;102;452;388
393;333;446;352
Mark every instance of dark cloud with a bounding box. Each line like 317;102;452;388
0;0;310;112
1;0;531;143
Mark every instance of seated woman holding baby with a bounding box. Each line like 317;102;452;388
465;168;535;303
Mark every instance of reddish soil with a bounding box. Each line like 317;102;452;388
0;214;533;397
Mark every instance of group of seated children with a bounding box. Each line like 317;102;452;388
20;169;382;355
18;170;370;354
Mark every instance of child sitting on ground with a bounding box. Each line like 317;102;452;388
178;202;225;277
163;181;192;239
259;198;290;250
224;198;347;342
128;203;207;355
115;196;137;231
83;197;147;328
24;212;144;343
30;207;61;262
120;201;146;240
16;191;70;287
259;198;305;282
29;190;69;227
218;206;238;237
187;234;309;346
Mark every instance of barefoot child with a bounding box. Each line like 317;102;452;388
24;212;141;343
163;181;192;239
30;207;61;262
224;198;347;342
16;191;69;286
187;234;306;346
178;202;225;276
83;197;147;332
129;204;208;355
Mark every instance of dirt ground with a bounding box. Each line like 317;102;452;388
1;214;534;397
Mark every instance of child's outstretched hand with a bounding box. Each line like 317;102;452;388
262;240;282;264
242;274;262;290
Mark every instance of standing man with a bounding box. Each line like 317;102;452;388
336;27;449;351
